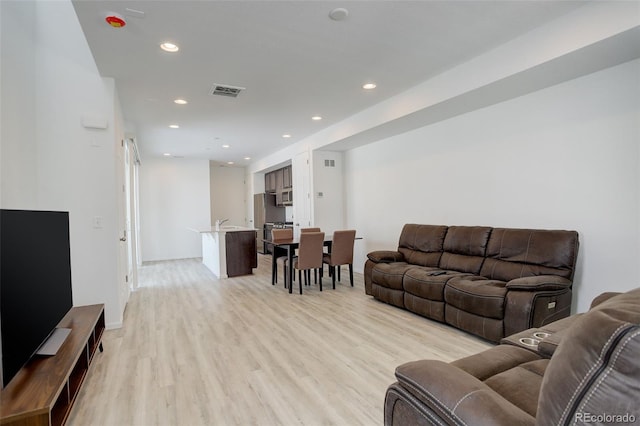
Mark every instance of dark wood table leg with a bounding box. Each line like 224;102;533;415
349;264;354;286
271;244;277;285
288;245;294;294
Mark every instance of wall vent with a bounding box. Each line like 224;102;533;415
324;159;336;167
210;84;245;98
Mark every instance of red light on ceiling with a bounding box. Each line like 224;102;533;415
105;15;126;28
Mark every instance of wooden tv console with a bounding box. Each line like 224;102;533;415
0;304;105;426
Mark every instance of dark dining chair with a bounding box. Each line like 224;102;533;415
287;231;324;294
271;228;293;287
300;227;322;280
322;230;356;289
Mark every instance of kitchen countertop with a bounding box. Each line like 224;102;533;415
190;226;257;233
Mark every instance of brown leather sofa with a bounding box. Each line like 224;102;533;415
384;288;640;425
364;224;579;342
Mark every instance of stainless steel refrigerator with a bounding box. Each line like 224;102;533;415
254;193;285;253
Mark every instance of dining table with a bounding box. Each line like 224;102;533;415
264;235;361;294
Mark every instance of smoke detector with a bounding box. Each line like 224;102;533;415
210;84;245;98
329;8;349;21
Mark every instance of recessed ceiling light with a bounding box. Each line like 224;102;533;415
174;99;187;105
160;42;179;53
222;144;230;148
227;161;234;165
163;153;171;156
311;116;322;121
169;124;179;129
282;134;291;138
244;157;251;160
363;83;377;90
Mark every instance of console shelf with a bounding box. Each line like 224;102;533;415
1;304;105;426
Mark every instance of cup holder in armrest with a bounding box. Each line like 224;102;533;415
519;337;540;347
533;331;551;339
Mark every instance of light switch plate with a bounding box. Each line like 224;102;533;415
93;216;104;228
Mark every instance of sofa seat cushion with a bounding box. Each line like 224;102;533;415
371;262;416;290
452;344;542;381
445;276;508;319
403;267;469;301
484;359;549;417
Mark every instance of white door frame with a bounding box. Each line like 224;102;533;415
292;150;312;237
124;138;141;288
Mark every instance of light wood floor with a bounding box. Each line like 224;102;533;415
67;255;492;426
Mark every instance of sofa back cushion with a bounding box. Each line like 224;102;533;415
536;288;640;425
397;224;447;267
479;228;579;282
439;226;492;274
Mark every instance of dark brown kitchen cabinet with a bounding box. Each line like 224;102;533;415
275;168;284;193
265;171;277;193
225;230;257;277
265;165;292;204
275;168;285;205
283;165;292;188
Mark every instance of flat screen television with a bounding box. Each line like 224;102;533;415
0;209;74;388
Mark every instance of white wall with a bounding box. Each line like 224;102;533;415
345;59;640;314
210;163;246;226
1;0;37;206
139;157;210;261
312;151;345;233
0;0;124;328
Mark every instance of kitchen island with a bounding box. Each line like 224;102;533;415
192;226;257;278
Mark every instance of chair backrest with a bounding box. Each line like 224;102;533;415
301;227;321;233
330;230;356;265
480;228;579;282
297;232;325;270
272;228;293;241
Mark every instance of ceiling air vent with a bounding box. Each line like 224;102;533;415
210;84;245;98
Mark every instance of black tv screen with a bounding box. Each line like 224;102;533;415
0;209;74;387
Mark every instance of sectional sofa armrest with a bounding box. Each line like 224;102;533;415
589;292;621;309
535;292;622;357
506;275;572;291
537;332;565;358
534;292;624;357
364;251;404;296
504;283;573;337
366;250;404;263
389;360;535;425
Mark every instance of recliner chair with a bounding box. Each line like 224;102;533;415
384;288;640;425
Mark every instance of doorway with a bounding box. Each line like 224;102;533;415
120;138;141;293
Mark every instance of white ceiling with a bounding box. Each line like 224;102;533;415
72;1;586;166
